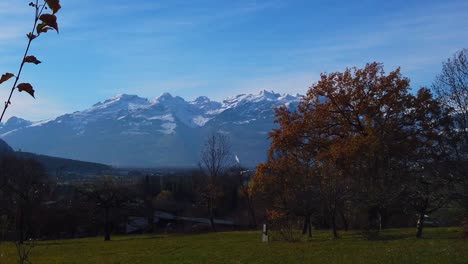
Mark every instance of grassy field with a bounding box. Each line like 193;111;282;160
0;228;466;264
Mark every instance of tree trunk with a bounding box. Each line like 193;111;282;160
416;199;429;238
378;211;382;231
146;206;154;234
104;207;111;241
246;197;257;229
147;216;154;233
302;216;308;235
209;216;216;232
209;200;216;232
17;207;24;244
302;215;312;237
379;208;388;230
339;208;349;231
332;207;338;238
249;206;257;229
416;208;426;238
145;175;154;233
368;206;380;233
321;206;329;228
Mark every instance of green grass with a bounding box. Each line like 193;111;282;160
0;228;467;264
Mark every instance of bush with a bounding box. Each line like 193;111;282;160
267;210;301;242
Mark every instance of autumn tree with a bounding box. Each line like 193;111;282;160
298;107;352;238
255;62;456;239
303;63;426;234
154;190;177;212
403;88;455;238
252;159;303;240
0;0;61;122
236;167;257;228
315;160;351;238
251;107;321;239
197;132;232;231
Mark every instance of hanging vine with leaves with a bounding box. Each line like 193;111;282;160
0;0;61;122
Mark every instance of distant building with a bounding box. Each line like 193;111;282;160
126;210;234;234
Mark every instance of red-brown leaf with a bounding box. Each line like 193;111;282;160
23;55;41;65
39;14;59;33
17;83;35;98
0;73;15;85
36;22;47;34
45;0;61;14
26;32;37;40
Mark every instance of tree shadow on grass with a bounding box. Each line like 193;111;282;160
37;234;166;246
38;240;91;246
367;234;412;241
364;228;462;241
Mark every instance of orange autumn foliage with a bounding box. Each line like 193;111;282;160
251;62;454;237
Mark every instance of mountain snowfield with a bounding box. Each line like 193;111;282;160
0;90;302;167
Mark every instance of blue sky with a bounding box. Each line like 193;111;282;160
0;0;467;121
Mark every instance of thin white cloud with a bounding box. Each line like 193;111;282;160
58;0;285;41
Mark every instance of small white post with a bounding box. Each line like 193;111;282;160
262;224;269;242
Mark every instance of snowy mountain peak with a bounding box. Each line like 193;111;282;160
155;92;174;102
193;96;211;104
259;89;280;98
0;116;33;135
0;90;303;167
104;94;146;103
91;94;149;110
221;90;300;108
5;116;32;127
278;93;301;101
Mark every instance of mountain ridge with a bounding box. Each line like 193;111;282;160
0;138;110;175
0;90;302;167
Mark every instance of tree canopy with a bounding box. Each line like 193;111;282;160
251;62;455;239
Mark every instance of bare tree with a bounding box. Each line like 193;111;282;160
15;240;35;264
80;177;128;241
139;175;157;233
407;167;452;238
238;169;257;229
198;132;232;231
200;133;232;180
433;49;468;215
0;156;46;244
433;49;468;139
0;156;47;264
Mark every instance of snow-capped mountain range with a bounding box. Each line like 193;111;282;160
0;90;302;167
